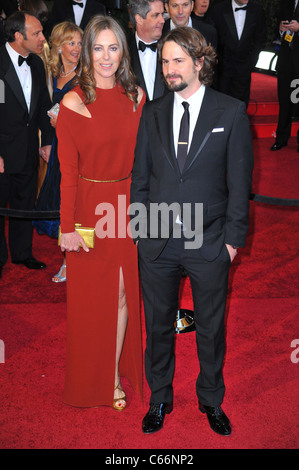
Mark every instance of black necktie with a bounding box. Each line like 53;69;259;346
18;55;32;66
72;1;83;7
235;6;247;12
138;40;157;52
177;102;190;173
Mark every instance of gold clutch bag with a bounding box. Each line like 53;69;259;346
58;224;95;249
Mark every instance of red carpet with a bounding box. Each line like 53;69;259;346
0;73;298;451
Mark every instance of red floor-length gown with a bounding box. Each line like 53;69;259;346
56;84;145;407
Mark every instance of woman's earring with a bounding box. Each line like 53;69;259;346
58;49;62;54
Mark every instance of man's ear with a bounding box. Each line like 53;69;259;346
135;13;144;27
165;3;169;13
14;31;23;44
195;56;204;72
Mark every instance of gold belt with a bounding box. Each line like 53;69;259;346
79;172;131;183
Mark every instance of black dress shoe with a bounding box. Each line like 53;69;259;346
142;402;173;434
13;257;47;269
198;402;231;436
270;142;286;151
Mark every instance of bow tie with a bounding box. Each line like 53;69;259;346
235;5;248;12
138;40;157;52
72;1;83;7
18;55;32;66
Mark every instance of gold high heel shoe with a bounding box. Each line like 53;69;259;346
113;383;127;411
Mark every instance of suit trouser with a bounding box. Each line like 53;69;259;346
138;234;231;407
0;169;37;266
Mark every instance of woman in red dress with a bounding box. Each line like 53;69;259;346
56;15;145;410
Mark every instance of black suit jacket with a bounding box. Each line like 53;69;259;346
162;17;218;50
276;0;299;68
128;33;167;101
0;45;54;173
130;87;253;261
50;0;106;30
209;0;266;73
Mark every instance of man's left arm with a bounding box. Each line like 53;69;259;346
37;59;54;158
225;101;254;250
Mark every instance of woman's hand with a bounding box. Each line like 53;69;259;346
60;230;89;253
48;111;57;128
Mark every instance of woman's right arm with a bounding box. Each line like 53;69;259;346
56;92;89;253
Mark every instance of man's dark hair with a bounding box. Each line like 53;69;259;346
5;10;37;43
158;26;217;87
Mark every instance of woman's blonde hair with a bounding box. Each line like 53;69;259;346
49;21;83;78
76;15;138;104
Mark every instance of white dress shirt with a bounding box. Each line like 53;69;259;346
173;84;206;156
135;32;157;101
73;0;86;26
6;42;32;111
232;0;247;39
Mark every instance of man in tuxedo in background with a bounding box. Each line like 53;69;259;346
209;0;266;107
163;0;218;50
0;11;54;278
270;0;299;151
50;0;106;31
130;26;253;436
128;0;167;101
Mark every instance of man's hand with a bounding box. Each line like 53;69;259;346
280;20;299;33
39;145;51;163
226;244;238;262
0;156;4;173
288;20;299;32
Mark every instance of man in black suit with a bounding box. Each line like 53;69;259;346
50;0;106;31
270;0;299;151
0;11;54;278
209;0;266;107
128;0;166;101
130;26;253;435
163;0;218;50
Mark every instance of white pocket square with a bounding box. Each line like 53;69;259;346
212;127;224;133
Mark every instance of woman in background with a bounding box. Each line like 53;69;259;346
57;15;144;410
33;22;83;283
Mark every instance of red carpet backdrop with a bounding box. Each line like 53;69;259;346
0;73;298;450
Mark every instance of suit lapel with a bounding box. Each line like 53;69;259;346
184;87;224;172
224;4;239;43
153;59;164;100
130;39;149;100
66;2;75;23
2;49;28;113
152;93;178;172
81;0;93;28
239;3;255;43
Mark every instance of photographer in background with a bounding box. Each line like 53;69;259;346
270;0;299;152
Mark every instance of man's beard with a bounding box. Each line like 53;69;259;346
164;74;188;92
